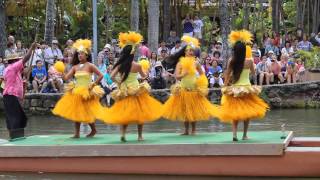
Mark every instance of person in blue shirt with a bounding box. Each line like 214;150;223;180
211;60;223;74
32;60;48;93
182;14;194;37
101;65;116;106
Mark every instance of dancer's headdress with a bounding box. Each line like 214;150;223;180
118;31;143;54
228;29;253;46
229;29;253;59
73;39;92;54
181;35;200;50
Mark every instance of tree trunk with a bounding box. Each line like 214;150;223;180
252;0;257;32
219;0;231;69
163;0;171;42
0;0;6;58
271;0;280;34
243;0;249;30
260;0;264;34
302;0;306;31
296;0;303;27
130;0;139;31
174;0;179;34
104;1;113;42
312;0;318;33
148;0;159;52
44;0;56;45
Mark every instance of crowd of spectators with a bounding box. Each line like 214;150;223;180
1;16;320;97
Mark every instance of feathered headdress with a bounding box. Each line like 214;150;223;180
246;45;253;59
73;39;92;54
228;29;253;46
118;31;143;49
181;35;200;49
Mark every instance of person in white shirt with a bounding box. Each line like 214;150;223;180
193;15;204;40
281;41;294;57
30;41;46;66
170;40;181;55
157;41;169;56
315;32;320;45
44;40;63;68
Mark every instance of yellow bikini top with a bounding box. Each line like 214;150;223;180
74;71;91;87
115;72;139;89
124;72;139;87
179;57;197;89
234;69;251;86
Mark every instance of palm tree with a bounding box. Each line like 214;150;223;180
44;0;56;45
148;0;159;52
271;0;280;33
0;0;6;58
219;0;231;69
243;0;249;29
130;0;139;31
162;0;171;41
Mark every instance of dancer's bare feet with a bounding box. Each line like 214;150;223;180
121;136;127;142
180;132;189;135
86;129;97;138
138;136;144;141
242;136;249;140
72;134;80;138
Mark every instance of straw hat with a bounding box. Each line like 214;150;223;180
4;53;22;62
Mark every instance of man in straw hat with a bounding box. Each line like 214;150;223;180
3;42;37;140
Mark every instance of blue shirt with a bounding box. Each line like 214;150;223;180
32;67;47;80
98;64;107;74
183;21;194;33
103;73;113;85
211;66;222;74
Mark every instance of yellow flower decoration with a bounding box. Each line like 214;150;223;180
181;35;200;49
118;31;143;48
228;29;253;46
139;59;150;73
73;39;92;54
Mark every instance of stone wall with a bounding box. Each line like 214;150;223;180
1;81;320;114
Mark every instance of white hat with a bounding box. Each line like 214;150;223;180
52;40;59;44
268;50;274;54
155;61;163;67
104;44;112;50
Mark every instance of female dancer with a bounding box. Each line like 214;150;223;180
219;30;269;141
100;32;163;142
162;36;219;135
52;39;104;138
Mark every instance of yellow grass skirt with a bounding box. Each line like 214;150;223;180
100;83;163;125
162;89;219;122
219;86;269;123
52;84;104;123
100;92;163;125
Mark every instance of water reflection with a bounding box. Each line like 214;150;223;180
0;109;319;138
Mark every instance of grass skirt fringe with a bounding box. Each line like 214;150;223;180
99;92;163;125
219;94;269;123
162;89;219;122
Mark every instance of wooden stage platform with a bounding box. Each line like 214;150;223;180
0;131;319;177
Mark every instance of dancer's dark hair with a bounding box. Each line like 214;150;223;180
228;41;246;83
113;45;134;82
72;51;92;66
164;45;187;68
